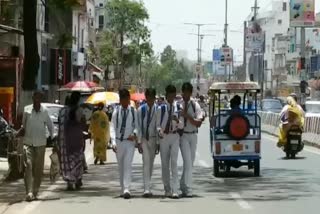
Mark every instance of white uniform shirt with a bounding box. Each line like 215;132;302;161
137;104;158;141
110;105;139;145
156;102;183;133
22;105;54;147
180;99;203;132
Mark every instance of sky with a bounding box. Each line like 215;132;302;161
142;0;320;63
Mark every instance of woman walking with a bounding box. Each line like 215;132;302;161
89;102;110;165
58;92;86;190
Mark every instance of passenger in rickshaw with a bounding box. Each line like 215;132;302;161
230;95;242;112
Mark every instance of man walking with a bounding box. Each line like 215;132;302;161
19;91;54;201
137;88;159;197
179;82;203;197
110;89;140;199
157;85;182;199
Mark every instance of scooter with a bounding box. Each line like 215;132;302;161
284;125;303;159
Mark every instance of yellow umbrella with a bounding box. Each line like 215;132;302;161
85;92;119;105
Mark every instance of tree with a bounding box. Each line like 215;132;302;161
104;0;152;87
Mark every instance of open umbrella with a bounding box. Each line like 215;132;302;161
85;92;119;105
131;93;145;101
58;81;104;92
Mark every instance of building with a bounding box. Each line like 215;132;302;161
95;0;108;31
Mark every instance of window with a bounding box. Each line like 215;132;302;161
99;3;103;7
74;25;77;44
283;2;287;11
278;19;282;25
99;15;104;29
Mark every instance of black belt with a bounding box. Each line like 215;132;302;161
183;131;198;134
164;131;177;135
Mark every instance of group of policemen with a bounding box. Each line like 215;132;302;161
110;82;203;199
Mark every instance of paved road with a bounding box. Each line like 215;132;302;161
1;119;320;214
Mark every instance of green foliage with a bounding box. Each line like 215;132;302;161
56;33;74;49
143;45;193;94
98;0;152;69
47;0;80;10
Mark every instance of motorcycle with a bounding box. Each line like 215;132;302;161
284;125;303;159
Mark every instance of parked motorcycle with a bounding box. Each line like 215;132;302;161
284;125;304;159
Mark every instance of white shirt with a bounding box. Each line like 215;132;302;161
156;101;183;133
110;105;139;145
22;105;54;147
180;99;203;132
137;103;158;141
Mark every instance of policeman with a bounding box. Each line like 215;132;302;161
157;85;182;199
110;89;141;199
137;88;159;197
179;82;203;197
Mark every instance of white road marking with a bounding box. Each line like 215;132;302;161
263;134;320;156
229;192;253;210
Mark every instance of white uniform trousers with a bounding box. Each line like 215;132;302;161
180;133;198;194
160;133;180;194
116;140;136;194
141;138;157;192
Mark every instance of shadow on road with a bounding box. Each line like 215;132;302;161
0;162;319;205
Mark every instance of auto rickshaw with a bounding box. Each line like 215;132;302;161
208;82;261;177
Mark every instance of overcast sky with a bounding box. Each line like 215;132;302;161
142;0;320;63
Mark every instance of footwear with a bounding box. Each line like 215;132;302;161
171;193;179;199
123;191;131;199
164;192;171;197
67;183;74;191
181;192;193;198
94;158;99;165
99;161;105;165
25;193;34;202
75;180;83;190
33;192;39;200
143;191;153;198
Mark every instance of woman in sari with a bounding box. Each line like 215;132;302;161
278;96;304;147
58;92;86;190
89;102;110;165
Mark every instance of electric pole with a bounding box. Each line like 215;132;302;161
184;23;215;94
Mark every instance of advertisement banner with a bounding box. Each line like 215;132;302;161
290;0;315;27
245;22;265;52
50;49;72;86
212;49;221;61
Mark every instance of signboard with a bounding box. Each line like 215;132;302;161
50;49;72;86
245;22;265;52
220;47;233;65
290;0;315;27
213;49;221;61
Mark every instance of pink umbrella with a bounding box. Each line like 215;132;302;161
58;81;104;92
131;93;145;101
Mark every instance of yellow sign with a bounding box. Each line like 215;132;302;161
0;87;14;95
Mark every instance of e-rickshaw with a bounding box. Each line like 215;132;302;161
208;82;261;177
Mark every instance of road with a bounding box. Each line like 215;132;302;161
1;119;320;214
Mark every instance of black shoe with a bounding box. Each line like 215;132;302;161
67;183;74;191
143;191;153;198
123;192;131;199
99;161;105;165
94;158;99;165
75;180;83;190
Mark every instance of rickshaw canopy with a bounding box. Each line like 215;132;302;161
209;82;261;94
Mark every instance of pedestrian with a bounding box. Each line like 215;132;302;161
18;91;54;201
179;82;203;198
110;89;141;199
89;102;110;165
57;91;86;191
137;88;159;198
157;85;182;199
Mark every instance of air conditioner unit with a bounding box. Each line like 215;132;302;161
73;52;85;66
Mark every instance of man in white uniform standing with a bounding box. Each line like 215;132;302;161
110;89;141;199
137;88;159;197
157;85;182;199
179;82;203;197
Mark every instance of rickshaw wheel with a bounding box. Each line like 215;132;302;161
213;160;220;177
253;159;260;177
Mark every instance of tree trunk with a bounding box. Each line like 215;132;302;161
22;0;39;90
